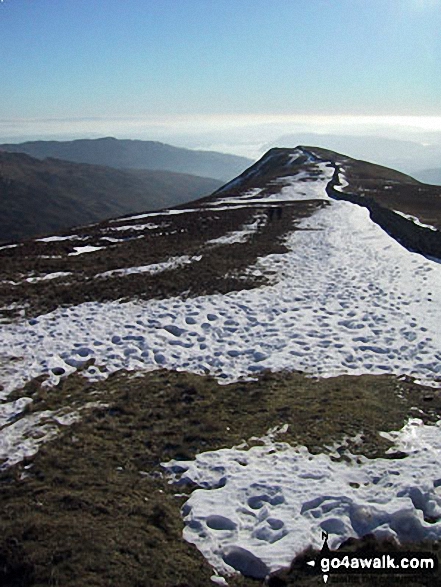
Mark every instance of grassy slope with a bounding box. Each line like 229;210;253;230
305;146;441;229
1;369;440;587
0;152;222;243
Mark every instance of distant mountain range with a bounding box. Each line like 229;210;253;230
0;137;253;182
0;151;222;243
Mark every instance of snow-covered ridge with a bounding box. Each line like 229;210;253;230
214;147;312;195
1;145;441;580
164;418;441;579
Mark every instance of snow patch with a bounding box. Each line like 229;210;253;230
211;162;334;206
393;210;438;232
95;255;202;279
35;235;81;243
102;222;162;233
207;214;266;246
0;401;107;470
0;244;20;251
68;245;105;256
164;418;441;578
25;272;73;283
334;168;349;193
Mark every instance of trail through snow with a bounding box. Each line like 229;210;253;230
1;196;440;397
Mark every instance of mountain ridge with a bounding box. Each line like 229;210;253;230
1;146;441;586
263;132;441;178
1;145;440;317
0;136;253;182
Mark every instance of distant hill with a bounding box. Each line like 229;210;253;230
0;151;221;243
412;168;441;185
0;137;253;182
263;133;441;177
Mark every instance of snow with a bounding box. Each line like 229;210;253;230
0;397;33;428
1;151;441;576
0;243;20;251
1;182;440;483
333;168;349;193
68;245;105;256
100;235;143;244
1;272;73;287
210;575;228;585
0;410;60;470
270;164;333;201
100;236;127;243
393;210;438;231
36;235;83;242
25;271;72;283
102;222;161;233
109;208;201;223
0;186;440;396
207;213;266;246
212;188;264;206
163;418;441;578
210;163;334;206
0;402;107;470
95;255;202;279
214;149;304;195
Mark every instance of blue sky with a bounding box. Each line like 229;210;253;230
1;0;441;151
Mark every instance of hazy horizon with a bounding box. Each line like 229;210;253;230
3;115;441;177
1;1;441;173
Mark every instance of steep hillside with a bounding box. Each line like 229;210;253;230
1;147;441;587
0;137;253;181
0;151;221;243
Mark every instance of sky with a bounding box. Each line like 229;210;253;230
1;0;441;160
